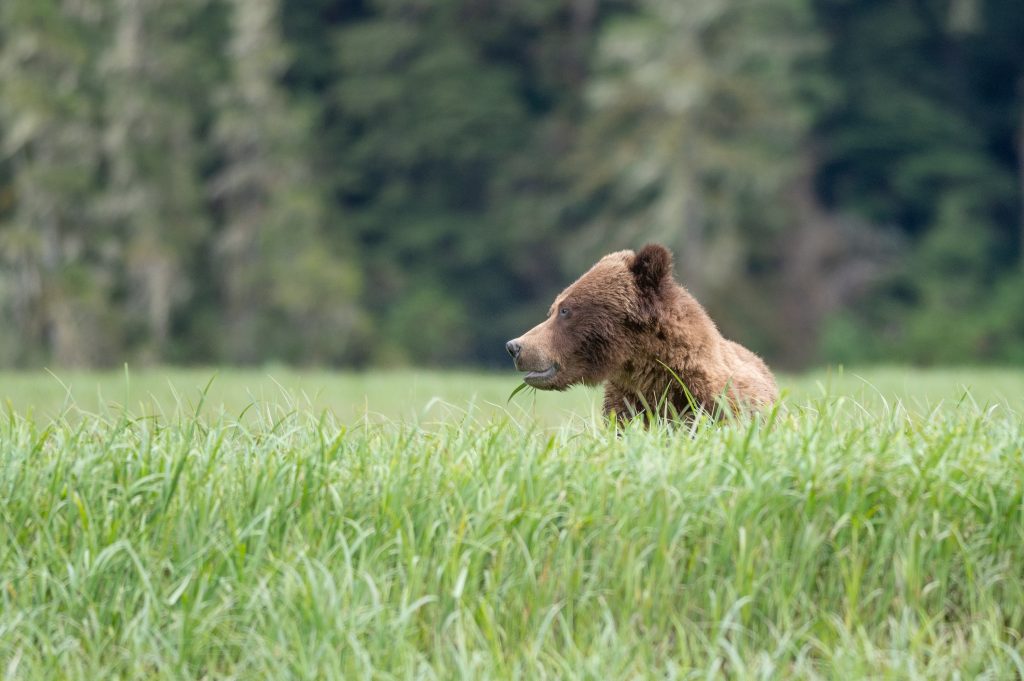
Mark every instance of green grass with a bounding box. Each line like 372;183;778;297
1;368;1023;678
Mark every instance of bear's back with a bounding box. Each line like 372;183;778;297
720;339;779;408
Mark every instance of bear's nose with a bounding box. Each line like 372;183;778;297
505;340;522;360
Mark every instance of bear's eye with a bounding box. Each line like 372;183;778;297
559;307;570;318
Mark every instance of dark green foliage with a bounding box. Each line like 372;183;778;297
0;0;1021;368
815;0;1024;364
328;8;528;363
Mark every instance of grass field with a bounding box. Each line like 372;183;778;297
1;367;1023;678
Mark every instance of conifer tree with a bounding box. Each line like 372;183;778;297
96;0;211;362
569;0;816;293
210;0;360;365
0;0;108;365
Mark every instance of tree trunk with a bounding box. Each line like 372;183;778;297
779;146;898;369
1019;95;1024;269
779;152;833;369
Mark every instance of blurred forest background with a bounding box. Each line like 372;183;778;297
0;0;1022;370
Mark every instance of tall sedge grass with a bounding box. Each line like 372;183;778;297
1;379;1023;678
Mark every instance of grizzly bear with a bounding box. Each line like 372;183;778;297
505;244;778;422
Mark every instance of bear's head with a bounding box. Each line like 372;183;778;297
506;244;674;390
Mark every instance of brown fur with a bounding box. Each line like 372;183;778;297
507;244;778;422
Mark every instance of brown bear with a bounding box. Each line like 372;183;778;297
505;244;778;422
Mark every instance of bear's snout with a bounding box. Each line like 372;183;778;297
507;335;546;373
506;329;562;389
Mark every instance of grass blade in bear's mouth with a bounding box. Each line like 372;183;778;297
507;381;533;403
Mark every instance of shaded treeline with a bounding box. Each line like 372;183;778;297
0;0;1021;369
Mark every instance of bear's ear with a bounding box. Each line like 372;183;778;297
630;243;673;291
